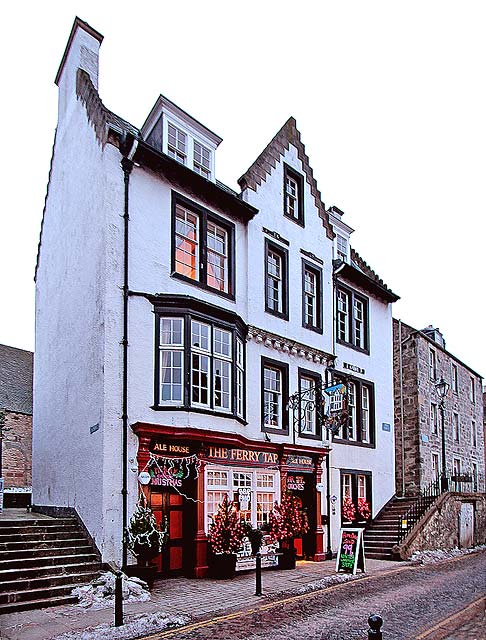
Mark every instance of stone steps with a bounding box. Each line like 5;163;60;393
0;515;101;614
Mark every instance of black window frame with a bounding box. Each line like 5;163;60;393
264;239;289;320
340;469;372;525
333;375;375;448
171;191;236;300
302;259;323;334
283;163;305;226
153;301;246;424
261;356;289;435
336;284;369;354
297;367;322;440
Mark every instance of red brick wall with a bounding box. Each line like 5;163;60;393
2;410;32;488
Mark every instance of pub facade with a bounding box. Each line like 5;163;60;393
33;18;399;576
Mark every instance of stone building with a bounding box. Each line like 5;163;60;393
0;344;33;506
393;319;484;496
33;17;398;574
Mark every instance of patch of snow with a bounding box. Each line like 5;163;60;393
73;572;151;610
410;544;486;565
52;611;189;640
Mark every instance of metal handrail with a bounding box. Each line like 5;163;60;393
397;472;485;543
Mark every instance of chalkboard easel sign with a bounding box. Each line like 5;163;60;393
335;528;366;575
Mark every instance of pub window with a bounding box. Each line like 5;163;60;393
265;240;289;319
342;474;352;499
261;358;289;434
283;164;304;225
172;194;234;297
334;376;375;446
302;260;323;333
357;475;367;500
297;369;321;439
155;311;245;420
336;285;369;353
256;493;274;526
340;470;372;524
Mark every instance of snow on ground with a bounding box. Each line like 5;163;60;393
410;544;486;564
73;573;151;610
52;611;190;640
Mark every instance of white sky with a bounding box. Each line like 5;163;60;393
0;1;484;377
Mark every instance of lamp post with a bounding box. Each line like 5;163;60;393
435;377;449;492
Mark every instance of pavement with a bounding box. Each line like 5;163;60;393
0;557;402;640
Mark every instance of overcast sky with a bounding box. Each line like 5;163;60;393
0;1;484;378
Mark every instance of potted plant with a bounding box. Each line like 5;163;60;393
208;494;246;579
357;498;371;522
342;495;356;525
125;495;168;587
268;492;309;569
241;521;265;555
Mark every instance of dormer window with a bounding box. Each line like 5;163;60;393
168;123;187;164
337;234;348;261
194;141;211;178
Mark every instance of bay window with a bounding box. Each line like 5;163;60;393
154;304;245;420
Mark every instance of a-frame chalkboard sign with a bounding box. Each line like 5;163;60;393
335;528;366;575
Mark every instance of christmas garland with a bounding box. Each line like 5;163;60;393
126;495;168;556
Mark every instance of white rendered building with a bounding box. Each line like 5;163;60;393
33;17;399;575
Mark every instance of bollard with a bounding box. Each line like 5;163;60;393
368;614;383;639
255;552;262;596
114;571;123;627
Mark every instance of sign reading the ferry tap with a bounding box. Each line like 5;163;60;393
207;446;278;466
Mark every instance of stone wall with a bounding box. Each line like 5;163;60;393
400;493;486;558
393;320;421;495
393;319;485;496
2;410;32;488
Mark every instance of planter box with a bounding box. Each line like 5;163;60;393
124;565;158;589
210;553;237;579
278;547;296;570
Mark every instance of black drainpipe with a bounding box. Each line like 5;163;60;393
121;153;134;570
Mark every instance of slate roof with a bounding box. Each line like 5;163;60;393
0;344;34;414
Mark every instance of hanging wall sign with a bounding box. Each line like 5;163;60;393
336;528;366;575
238;487;251;511
151;441;195;455
286;455;314;470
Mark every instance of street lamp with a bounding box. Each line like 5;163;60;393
435;377;450;492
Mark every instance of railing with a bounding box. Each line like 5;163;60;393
398;472;485;544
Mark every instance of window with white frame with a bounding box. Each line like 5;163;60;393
348;382;356;440
357;475;367;500
193;140;211;178
283;164;304;224
299;375;316;435
336;286;369;352
172;196;234;296
429;349;437;381
236;339;244;419
361;385;370;443
159;317;184;402
430;403;438;435
167;122;187;164
342;473;352;498
302;261;322;332
453;412;460;443
263;366;282;428
156;310;245;419
451;364;458;393
175;205;199;281
469;377;475;403
336;234;348;261
266;249;283;314
205;467;278;531
432;453;439;480
206;222;228;293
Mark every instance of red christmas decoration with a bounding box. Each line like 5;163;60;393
268;491;309;542
208;494;246;554
358;498;371;520
342;495;356;522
